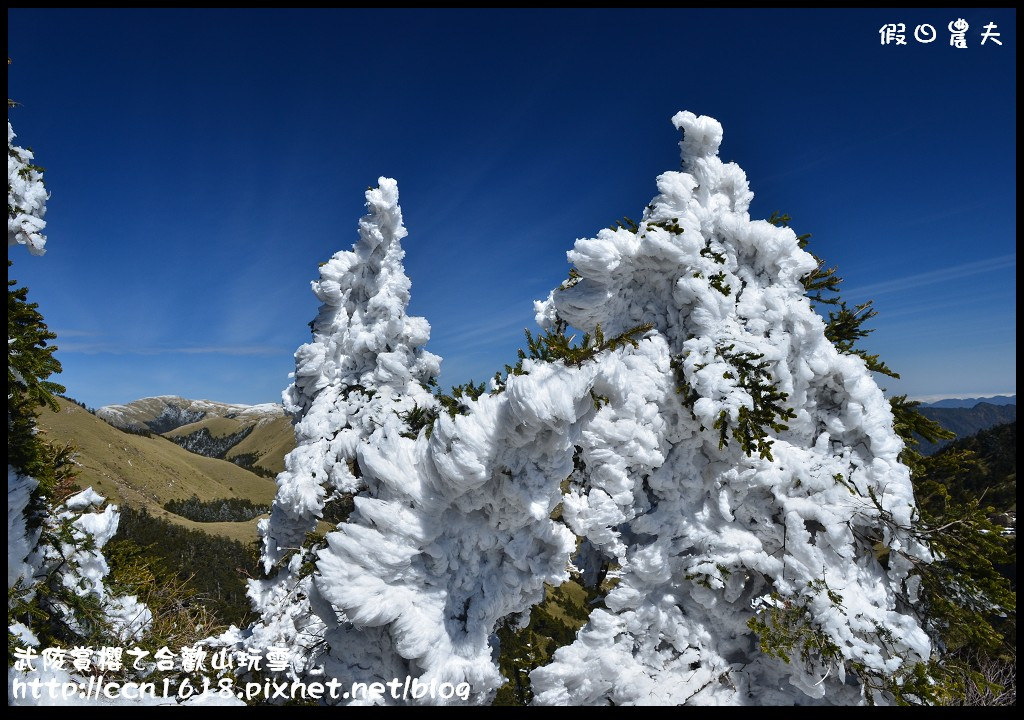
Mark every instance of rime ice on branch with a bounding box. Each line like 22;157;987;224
7;122;48;255
529;111;929;704
259;178;440;571
245;178;442;672
249;115;931;706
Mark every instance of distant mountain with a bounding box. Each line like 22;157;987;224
98;395;295;477
922;395;1016;409
98;395;283;432
37;397;279;542
916;402;1017;456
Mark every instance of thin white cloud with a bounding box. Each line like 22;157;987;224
870;288;1008;323
752;124;918;186
844;254;1016;299
176;346;284;356
55;342;284;357
51;329;100;338
430;308;534;350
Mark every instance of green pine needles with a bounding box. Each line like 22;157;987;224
404;323;655;438
747;585;844;669
8;264;66;490
520;322;654;367
487;322;653;395
674;343;796;462
711;345;796;461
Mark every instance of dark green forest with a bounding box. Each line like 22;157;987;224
109;506;261;628
926;421;1016;514
163;495;270;523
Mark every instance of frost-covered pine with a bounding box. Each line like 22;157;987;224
528;111;930;704
8;121;48;255
248;114;931;705
9;485;151;648
8;484;153;706
260;177;440;569
245;178;601;701
241;178;442;674
8;114;150;703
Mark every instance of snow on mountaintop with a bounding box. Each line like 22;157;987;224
92;395;296;479
97;395;285;433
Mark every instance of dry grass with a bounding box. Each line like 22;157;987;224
36;397;278;542
225;415;295;474
949;647;1016;706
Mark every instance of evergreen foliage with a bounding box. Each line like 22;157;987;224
230;452;278;478
767;212;896;379
675;342;797;461
929;421;1015;511
116;424;154;438
163;494;271;523
6;119;115;660
891;419;1016;705
755;214;1016;704
59;395;95;414
768;211;837;306
112;505;260;627
8;100;152;683
399;402;440;438
491;321;654;394
435;379;487;418
7;264;66;490
169;424;254;460
8;516;113;653
320;492;356;524
493;581;596;705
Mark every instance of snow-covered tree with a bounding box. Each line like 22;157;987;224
526;111;930;704
246;111;1004;705
8;109;150;701
8;120;48;256
239;178;442;678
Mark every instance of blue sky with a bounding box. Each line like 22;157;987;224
7;8;1016;409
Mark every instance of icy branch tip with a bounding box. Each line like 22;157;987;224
366;176;400;208
672;111;723;161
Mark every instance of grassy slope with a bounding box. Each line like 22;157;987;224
225;415;295;474
164;415;245;439
37;398;277;543
157;411;294;475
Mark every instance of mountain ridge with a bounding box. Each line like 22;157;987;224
35;397;279;542
920;394;1016;409
97;395;295;476
916;401;1017;456
98;395;285;430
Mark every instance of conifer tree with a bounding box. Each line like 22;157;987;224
8;102;150;686
525;112;930;704
885;401;1015;703
238;178;442;678
247;112;1011;706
